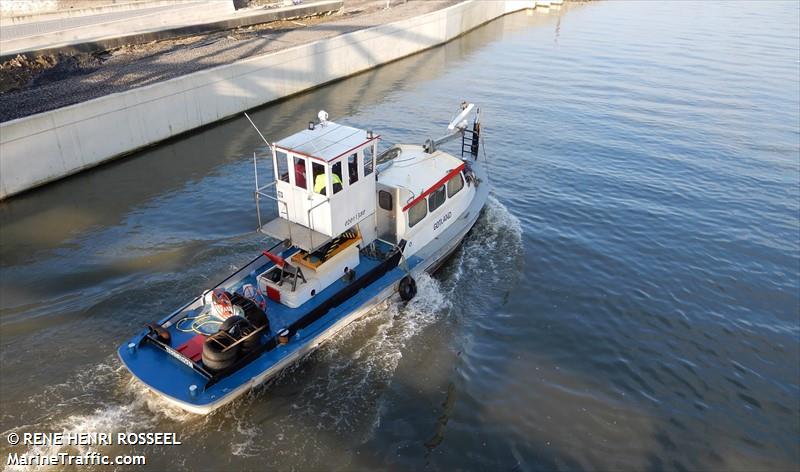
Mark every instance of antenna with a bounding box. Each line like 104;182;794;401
244;112;273;151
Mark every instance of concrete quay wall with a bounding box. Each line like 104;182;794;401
0;0;534;200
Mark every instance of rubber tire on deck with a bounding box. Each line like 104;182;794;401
399;275;417;302
244;308;268;330
241;333;261;354
220;315;246;334
221;315;261;353
202;336;241;371
202;354;237;372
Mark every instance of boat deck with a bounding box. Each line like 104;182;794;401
119;240;421;410
166;241;388;348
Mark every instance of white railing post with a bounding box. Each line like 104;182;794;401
253;152;262;229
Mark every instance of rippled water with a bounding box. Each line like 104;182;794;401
1;2;798;470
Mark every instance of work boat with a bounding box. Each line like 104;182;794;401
118;103;489;414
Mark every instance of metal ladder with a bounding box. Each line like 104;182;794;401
461;121;481;158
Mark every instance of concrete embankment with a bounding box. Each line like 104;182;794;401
1;1;200;25
0;0;534;200
0;1;343;60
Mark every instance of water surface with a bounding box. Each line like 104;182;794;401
1;2;798;471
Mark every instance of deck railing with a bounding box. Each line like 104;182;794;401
252;153;329;250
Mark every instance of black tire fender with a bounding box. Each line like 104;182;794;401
399;275;417;302
220;315;246;334
241;333;261;354
202;356;236;372
245;309;268;330
220;315;262;353
202;335;241;366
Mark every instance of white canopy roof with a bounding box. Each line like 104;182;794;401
274;122;371;162
378;145;464;203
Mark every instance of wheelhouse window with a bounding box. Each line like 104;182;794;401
293;156;307;189
408;199;427;227
379;190;393;210
312;162;326;194
331;161;343;194
428;186;446;213
447;172;464;197
348;153;359;185
275;150;289;183
364;145;374;176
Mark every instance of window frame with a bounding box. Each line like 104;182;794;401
275;150;290;183
428;185;446;213
312;161;327;195
331;161;343;194
293;155;307;190
347;153;359;186
446;172;464;198
378;190;393;211
364;144;375;177
407;198;427;228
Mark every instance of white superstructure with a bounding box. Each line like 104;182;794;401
265;120;379;251
375;145;475;257
253;103;482;308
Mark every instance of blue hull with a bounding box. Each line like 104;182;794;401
118;242;421;413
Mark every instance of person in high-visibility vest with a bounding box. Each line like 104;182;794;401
314;172;342;195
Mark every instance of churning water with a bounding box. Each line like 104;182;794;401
1;2;798;470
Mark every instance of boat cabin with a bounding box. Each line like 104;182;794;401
255;116;471;308
375;145;469;248
264;120;380;251
257;118;380;308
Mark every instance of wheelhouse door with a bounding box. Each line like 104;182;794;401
376;186;397;244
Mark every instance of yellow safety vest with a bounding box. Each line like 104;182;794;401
314;173;341;193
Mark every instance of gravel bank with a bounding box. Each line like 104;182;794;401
0;0;457;123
